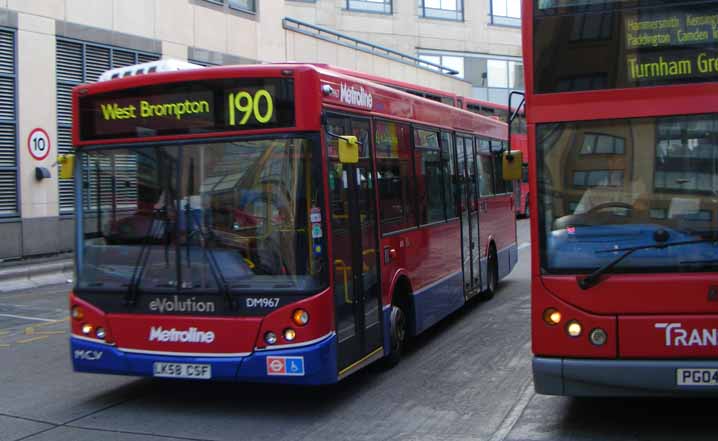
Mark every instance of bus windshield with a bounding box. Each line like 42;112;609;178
538;113;718;274
78;135;327;295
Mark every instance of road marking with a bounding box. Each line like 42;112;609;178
518;242;531;250
34;317;69;328
488;377;535;441
0;314;57;322
0;344;9;348
16;336;50;344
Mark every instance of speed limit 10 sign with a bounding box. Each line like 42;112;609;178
28;128;51;161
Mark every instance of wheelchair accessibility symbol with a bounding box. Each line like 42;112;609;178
266;356;305;376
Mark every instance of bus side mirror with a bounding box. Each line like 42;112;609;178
58;154;75;179
338;136;359;164
502;150;522;181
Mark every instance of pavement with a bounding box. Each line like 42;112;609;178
0;254;73;293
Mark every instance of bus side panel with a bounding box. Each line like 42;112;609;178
380;221;463;336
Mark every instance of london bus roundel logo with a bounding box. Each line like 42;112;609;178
27;128;51;161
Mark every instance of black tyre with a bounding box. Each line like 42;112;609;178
380;303;408;369
481;248;498;300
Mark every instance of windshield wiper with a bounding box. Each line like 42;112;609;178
126;208;167;306
578;229;717;290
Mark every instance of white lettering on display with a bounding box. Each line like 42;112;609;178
655;323;718;347
340;83;373;110
245;298;280;308
149;326;216;344
148;296;216;314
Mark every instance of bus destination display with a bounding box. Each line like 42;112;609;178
533;2;718;92
79;78;295;141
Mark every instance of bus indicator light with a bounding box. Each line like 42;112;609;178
284;328;296;341
71;306;84;321
293;309;309;326
543;308;561;326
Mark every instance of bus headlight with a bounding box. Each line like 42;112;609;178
590;328;607;346
81;324;93;335
284;328;296;341
264;331;277;345
566;321;582;338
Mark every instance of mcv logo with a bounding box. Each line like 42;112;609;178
74;350;103;361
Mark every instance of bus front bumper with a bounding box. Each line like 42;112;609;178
534;357;718;396
71;334;338;385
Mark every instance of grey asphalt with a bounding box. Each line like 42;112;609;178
0;220;713;441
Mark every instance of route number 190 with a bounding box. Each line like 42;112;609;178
228;90;274;126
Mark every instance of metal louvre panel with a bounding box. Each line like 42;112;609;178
138;53;160;64
56;40;83;84
56;84;73;126
0;31;14;75
0;77;14;120
0;171;17;215
85;45;110;83
58;126;74;212
112;50;136;69
0;124;15;168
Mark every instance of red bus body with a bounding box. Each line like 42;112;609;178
69;63;517;384
525;1;718;396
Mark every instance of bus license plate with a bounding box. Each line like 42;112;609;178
677;369;718;386
153;362;211;380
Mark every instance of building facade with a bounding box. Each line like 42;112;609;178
0;0;521;260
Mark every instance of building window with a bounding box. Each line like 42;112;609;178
200;0;256;14
418;54;464;78
572;170;624;188
419;0;464;21
0;28;17;217
579;133;625;155
347;0;392;14
56;39;159;213
490;0;521;27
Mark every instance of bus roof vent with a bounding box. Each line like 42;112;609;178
98;59;203;82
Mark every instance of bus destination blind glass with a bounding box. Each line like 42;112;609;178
79;78;295;141
534;1;718;93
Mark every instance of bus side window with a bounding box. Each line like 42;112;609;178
440;132;458;219
375;121;415;233
413;128;444;225
477;139;494;197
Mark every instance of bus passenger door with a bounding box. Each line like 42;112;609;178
326;115;383;376
456;135;481;297
465;136;482;297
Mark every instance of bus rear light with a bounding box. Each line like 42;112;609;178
590;328;608;346
284;328;296;341
264;331;277;345
292;309;309;326
566;320;582;338
81;323;93;335
71;306;84;321
543;308;561;326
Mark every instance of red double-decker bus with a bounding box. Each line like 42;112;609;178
463;98;529;217
68;62;518;384
525;0;718;395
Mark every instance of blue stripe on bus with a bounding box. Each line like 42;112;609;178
71;333;339;385
411;271;464;335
